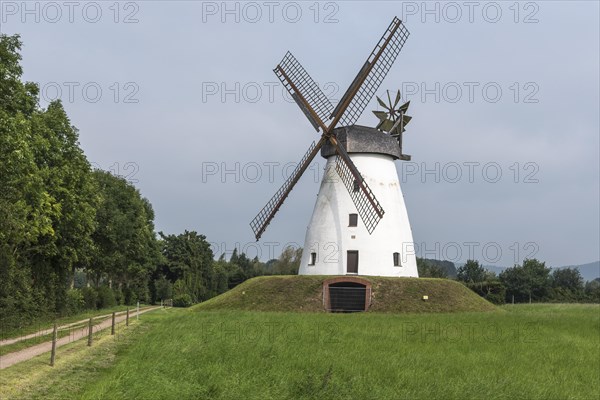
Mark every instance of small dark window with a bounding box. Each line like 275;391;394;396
309;252;317;266
353;180;360;192
349;213;358;227
393;252;400;267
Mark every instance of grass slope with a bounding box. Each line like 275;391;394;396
195;275;497;313
30;304;598;400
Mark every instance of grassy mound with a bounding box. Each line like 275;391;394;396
194;275;497;313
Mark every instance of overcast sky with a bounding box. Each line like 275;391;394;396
2;1;598;267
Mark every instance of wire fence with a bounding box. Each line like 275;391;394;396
0;304;167;369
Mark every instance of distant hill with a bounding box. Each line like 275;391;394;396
457;261;600;282
555;261;600;282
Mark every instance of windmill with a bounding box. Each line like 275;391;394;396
250;17;418;277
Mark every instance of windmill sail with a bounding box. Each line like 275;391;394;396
331;17;410;128
250;138;326;240
274;52;334;131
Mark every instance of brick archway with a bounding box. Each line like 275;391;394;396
322;277;372;312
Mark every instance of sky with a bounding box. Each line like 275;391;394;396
1;1;598;267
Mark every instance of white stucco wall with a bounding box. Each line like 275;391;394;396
299;153;418;277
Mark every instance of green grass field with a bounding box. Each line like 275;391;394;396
2;304;597;399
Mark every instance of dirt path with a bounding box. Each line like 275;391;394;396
0;307;155;347
0;307;160;370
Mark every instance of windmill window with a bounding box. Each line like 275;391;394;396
349;213;358;227
309;252;317;266
393;252;401;267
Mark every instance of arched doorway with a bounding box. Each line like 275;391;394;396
322;277;372;312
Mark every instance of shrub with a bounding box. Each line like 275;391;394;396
114;288;124;305
65;289;85;314
124;286;138;306
155;276;173;301
173;294;193;308
81;287;98;310
466;281;506;305
96;286;117;309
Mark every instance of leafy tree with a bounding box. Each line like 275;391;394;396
585;279;600;303
465;281;506;305
29;101;100;305
550;268;585;301
154;276;173;301
551;268;584;291
417;258;448;278
159;231;214;302
500;259;551;303
1;34;90;323
90;170;159;303
457;260;487;283
272;246;302;275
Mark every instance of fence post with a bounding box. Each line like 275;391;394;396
50;322;57;366
111;312;116;335
137;301;139;321
126;308;130;326
88;318;93;346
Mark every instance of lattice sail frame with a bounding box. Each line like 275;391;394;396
250;140;320;240
274;52;334;130
336;17;409;127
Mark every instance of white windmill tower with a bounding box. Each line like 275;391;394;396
250;17;418;278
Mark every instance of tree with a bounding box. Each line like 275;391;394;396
551;268;584;300
272;246;302;275
585;279;600;303
154;276;173;301
417;258;448;278
1;34;92;322
90;170;160;303
159;231;214;302
29;101;100;302
457;260;487;283
500;259;551;303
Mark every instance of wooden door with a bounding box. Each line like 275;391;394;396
347;251;359;274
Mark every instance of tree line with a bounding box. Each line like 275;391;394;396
0;34;302;330
417;258;600;304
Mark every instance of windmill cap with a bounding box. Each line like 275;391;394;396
321;125;402;160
